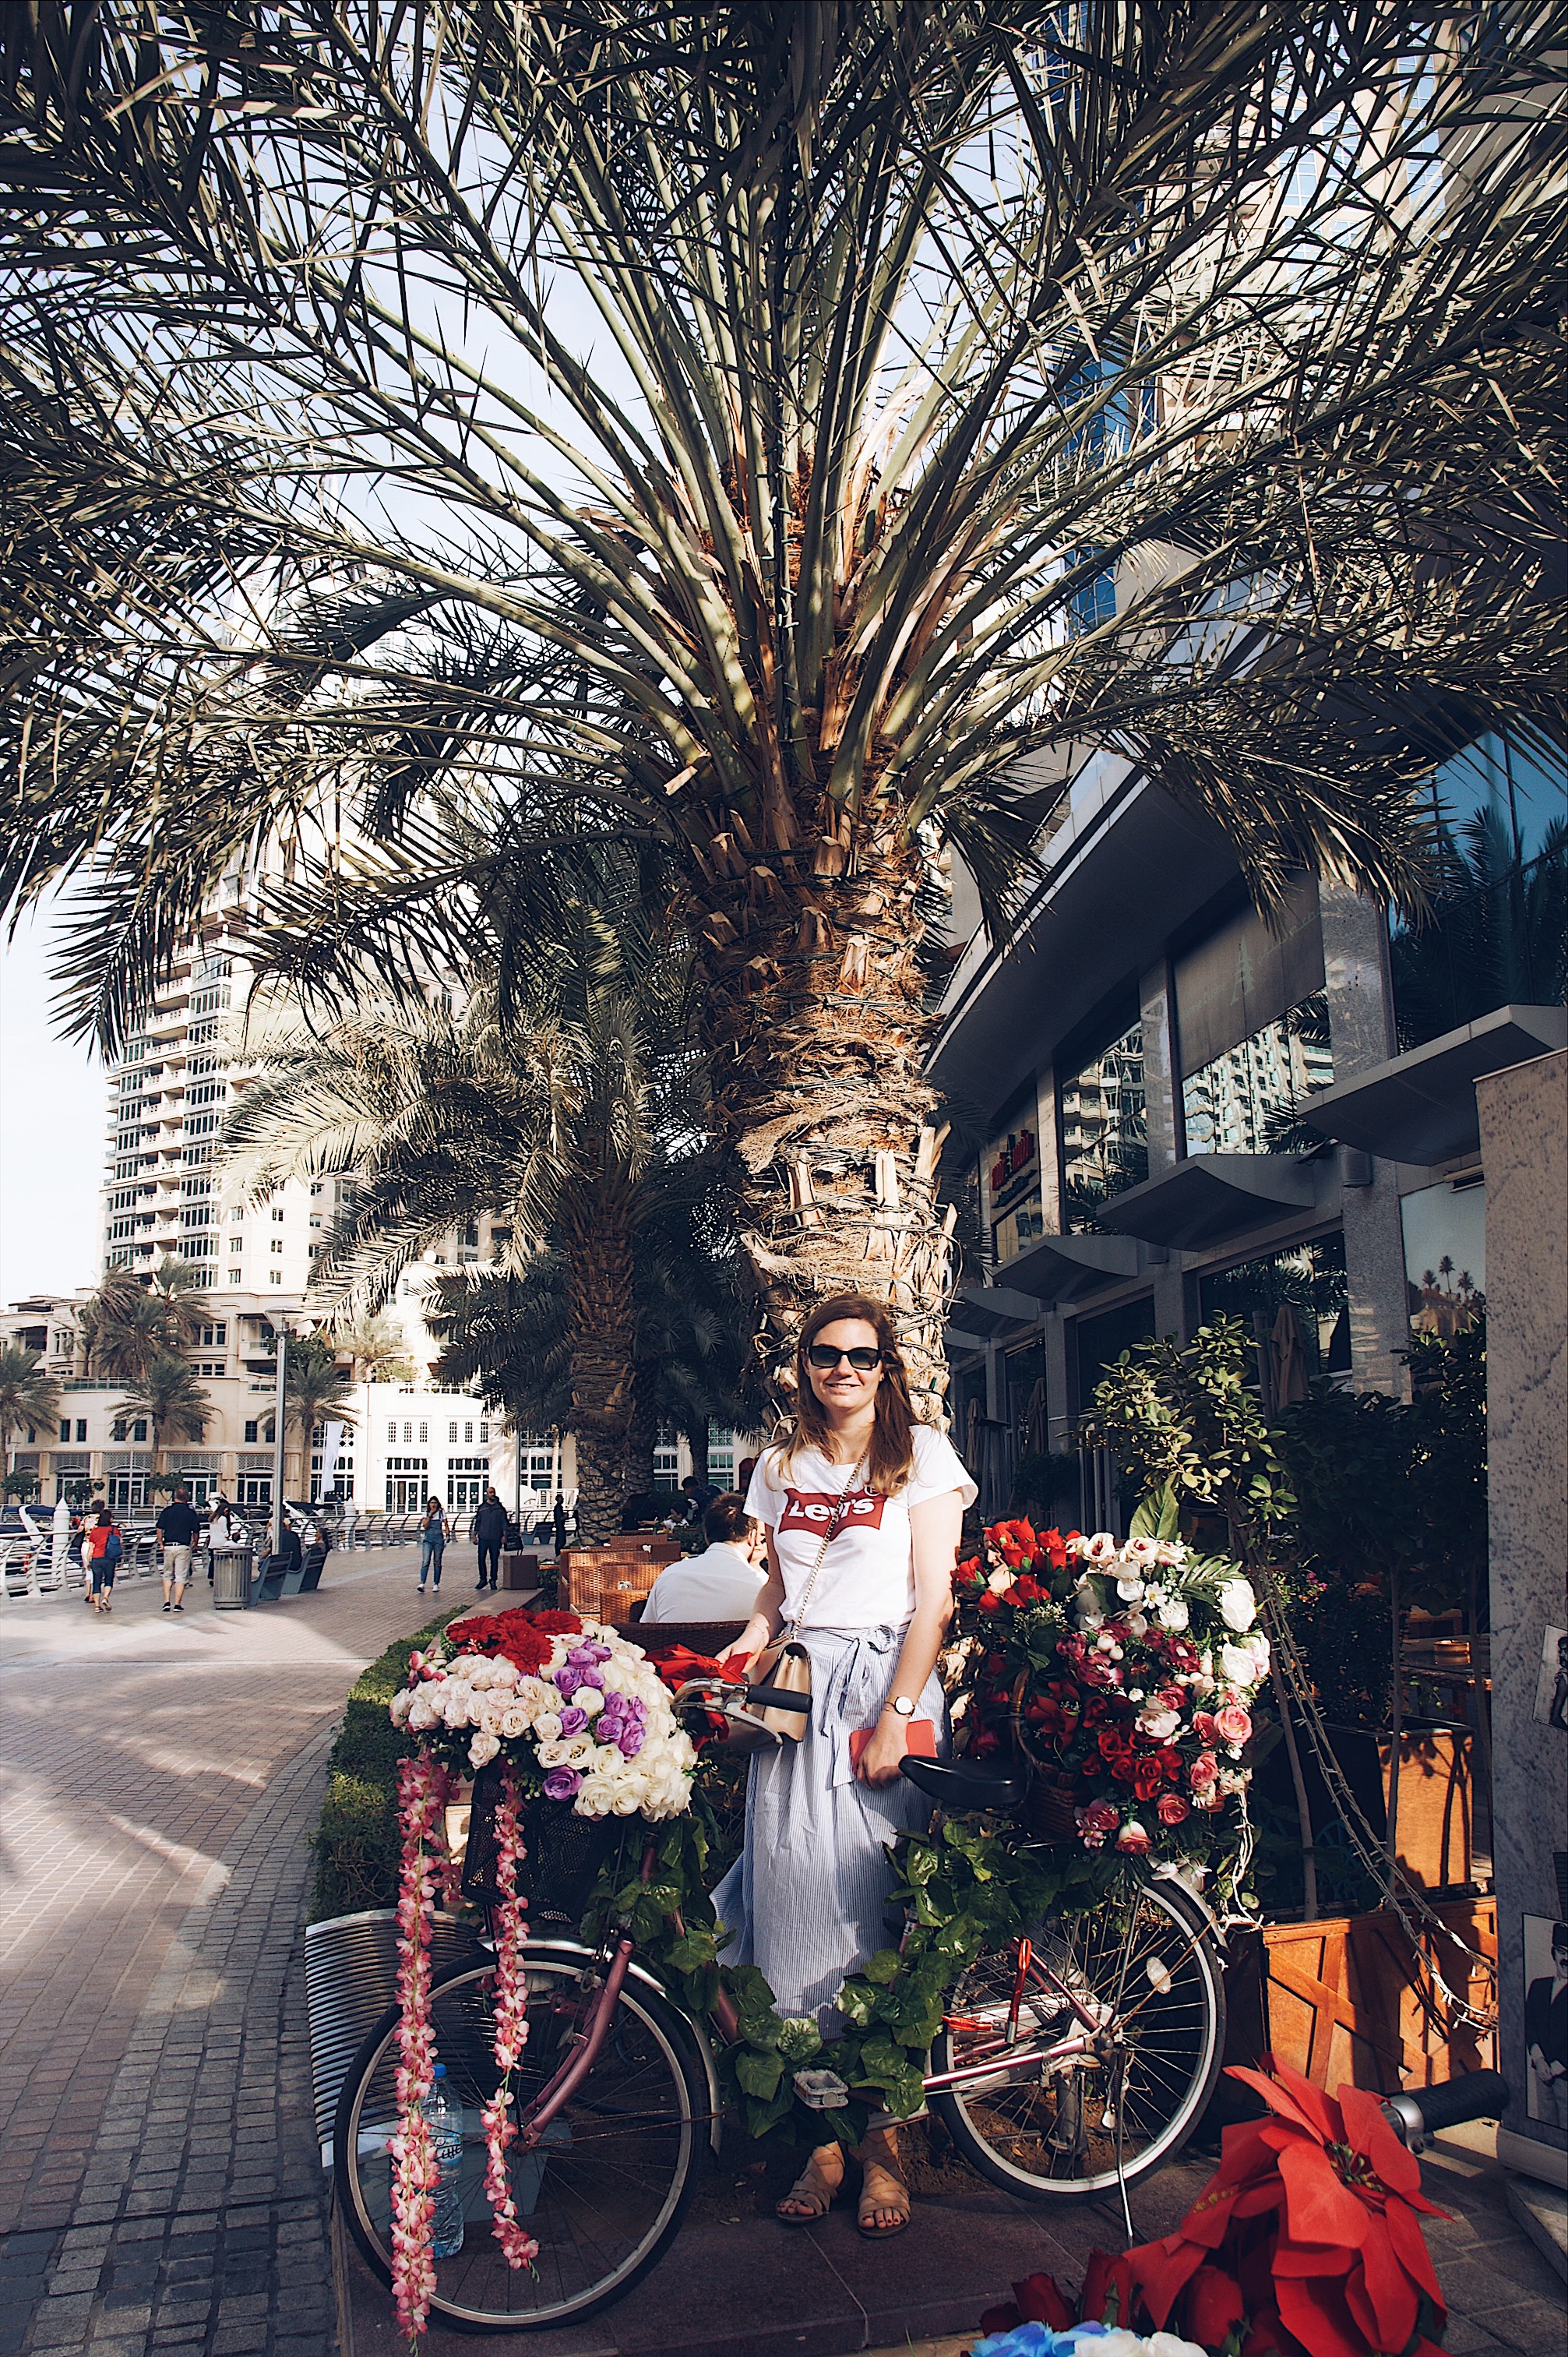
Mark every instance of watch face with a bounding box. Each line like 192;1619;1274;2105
893;1697;915;1717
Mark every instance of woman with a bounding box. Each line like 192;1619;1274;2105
418;1496;449;1596
83;1506;123;1614
715;1293;975;2240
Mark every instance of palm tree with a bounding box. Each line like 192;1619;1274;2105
280;1336;358;1498
110;1353;211;1490
222;911;702;1537
1390;810;1568;1050
0;1346;63;1492
333;1316;415;1387
81;1258;211;1380
5;5;1565;1408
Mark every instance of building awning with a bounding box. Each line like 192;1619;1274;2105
1094;1153;1323;1251
1298;1004;1567;1167
1000;1230;1143;1304
950;1283;1045;1341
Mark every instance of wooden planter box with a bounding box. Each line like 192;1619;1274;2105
1323;1724;1474;1892
1222;1895;1496;2098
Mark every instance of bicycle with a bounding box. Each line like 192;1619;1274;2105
333;1671;1231;2334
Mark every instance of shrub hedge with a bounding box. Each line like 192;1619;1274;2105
308;1606;457;1922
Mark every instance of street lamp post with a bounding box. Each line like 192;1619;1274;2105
270;1324;288;1558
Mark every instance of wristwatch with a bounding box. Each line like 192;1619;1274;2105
890;1695;917;1720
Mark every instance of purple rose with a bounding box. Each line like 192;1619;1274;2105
572;1666;605;1690
555;1666;579;1695
557;1706;588;1737
543;1767;582;1800
616;1727;644;1758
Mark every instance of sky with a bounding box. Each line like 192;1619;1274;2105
0;912;104;1306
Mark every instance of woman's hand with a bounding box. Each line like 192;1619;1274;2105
855;1711;911;1787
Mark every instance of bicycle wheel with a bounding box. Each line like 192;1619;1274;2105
930;1878;1224;2200
333;1949;709;2332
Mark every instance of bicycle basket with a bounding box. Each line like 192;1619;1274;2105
1010;1671;1080;1844
460;1766;625;1926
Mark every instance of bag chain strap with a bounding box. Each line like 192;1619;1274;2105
782;1451;867;1642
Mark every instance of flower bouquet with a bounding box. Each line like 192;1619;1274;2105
950;1501;1268;1896
382;1607;698;2338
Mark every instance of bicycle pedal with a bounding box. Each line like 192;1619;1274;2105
793;2068;850;2109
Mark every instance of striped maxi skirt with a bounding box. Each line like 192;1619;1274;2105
710;1624;946;2034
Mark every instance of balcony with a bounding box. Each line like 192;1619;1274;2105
1092;1152;1330;1252
1298;1004;1566;1168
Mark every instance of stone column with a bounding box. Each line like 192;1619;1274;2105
1478;1046;1567;2192
1043;1313;1072;1456
1320;884;1410;1397
1140;961;1193;1344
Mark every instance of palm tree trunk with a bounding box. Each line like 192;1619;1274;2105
558;1165;636;1544
624;1369;657;1500
693;817;956;1419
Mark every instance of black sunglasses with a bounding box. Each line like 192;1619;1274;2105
805;1344;883;1372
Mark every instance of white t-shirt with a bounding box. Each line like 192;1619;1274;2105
744;1425;977;1631
639;1542;767;1625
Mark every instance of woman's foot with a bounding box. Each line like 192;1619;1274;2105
855;2129;910;2239
777;2143;844;2225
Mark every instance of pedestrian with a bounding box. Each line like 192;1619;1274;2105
472;1485;507;1593
205;1497;249;1592
552;1491;568;1554
156;1484;202;1614
640;1494;768;1624
418;1495;449;1595
83;1507;124;1614
714;1293;975;2242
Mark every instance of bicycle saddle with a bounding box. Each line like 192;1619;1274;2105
900;1755;1026;1811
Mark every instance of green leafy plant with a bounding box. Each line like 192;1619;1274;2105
308;1607;460;1921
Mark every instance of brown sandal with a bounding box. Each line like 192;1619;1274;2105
777;2148;844;2226
855;2161;911;2238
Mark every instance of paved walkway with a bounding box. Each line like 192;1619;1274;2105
0;1542;479;2357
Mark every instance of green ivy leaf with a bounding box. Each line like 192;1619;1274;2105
735;2046;785;2099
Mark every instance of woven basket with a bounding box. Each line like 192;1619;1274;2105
1010;1671;1080;1844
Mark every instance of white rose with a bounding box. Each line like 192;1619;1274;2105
533;1711;563;1743
467;1660;495;1690
1221;1642;1257;1688
573;1687;605;1717
441;1686;474;1729
1115;1574;1145;1604
1138;1706;1181;1741
407;1693;439;1732
1155;1540;1187;1566
1123;1536;1160;1567
576;1773;620;1817
1157;1596;1190;1632
468;1730;501;1769
1083;1532;1119;1565
499;1705;530;1740
611;1787;645;1815
389;1689;414;1726
489;1657;520;1688
1248;1632;1271;1678
1218;1576;1256;1632
535;1740;569;1769
561;1737;597;1768
987;1570;1013;1594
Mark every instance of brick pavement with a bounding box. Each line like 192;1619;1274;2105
0;1543;469;2357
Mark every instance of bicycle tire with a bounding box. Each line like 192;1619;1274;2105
929;1878;1224;2201
333;1947;709;2333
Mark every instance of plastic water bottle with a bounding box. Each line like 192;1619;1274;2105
423;2063;465;2257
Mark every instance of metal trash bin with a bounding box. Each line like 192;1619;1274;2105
212;1548;254;1610
500;1549;540;1592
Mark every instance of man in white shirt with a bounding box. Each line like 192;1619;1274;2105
640;1494;766;1624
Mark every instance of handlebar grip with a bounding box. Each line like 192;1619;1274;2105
743;1681;811;1716
1383;2069;1509;2148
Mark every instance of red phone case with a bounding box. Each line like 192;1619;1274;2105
849;1719;937;1769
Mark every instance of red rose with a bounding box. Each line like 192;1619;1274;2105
1157;1792;1191;1826
1079;1798;1120;1846
1116;1819;1152;1854
1193;1710;1221;1745
1043;1527;1069;1568
1011;1574;1042;1604
1183;2265;1246;2345
1011;2274;1075;2329
978;1590;1002;1613
1081;2249;1140;2329
1159;1685;1186;1712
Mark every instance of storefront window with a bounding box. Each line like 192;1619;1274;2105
1389;731;1567;1050
1181;991;1333;1156
1073;1297;1155;1415
1198;1233;1349;1376
1401;1179;1485;1334
1060;1021;1147;1231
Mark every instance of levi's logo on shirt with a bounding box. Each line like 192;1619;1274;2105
778;1487;888;1540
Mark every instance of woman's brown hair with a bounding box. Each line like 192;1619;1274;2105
777;1293;918;1495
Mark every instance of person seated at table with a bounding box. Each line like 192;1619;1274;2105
640;1494;767;1624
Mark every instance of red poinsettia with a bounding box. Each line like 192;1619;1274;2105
1128;2058;1450;2357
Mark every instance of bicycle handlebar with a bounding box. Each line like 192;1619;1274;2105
1382;2070;1509;2151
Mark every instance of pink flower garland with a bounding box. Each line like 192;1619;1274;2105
388;1752;456;2343
480;1759;540;2271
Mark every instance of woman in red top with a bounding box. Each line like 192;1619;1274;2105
83;1508;122;1614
